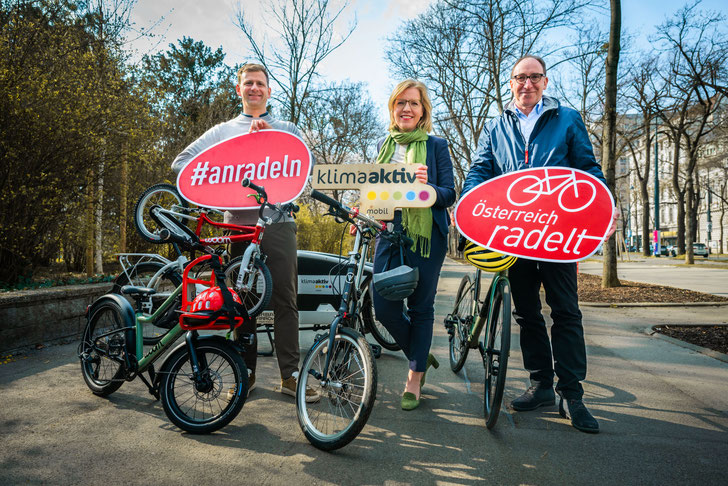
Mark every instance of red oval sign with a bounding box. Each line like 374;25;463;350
455;167;614;262
176;130;312;209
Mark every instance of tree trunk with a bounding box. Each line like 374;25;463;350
120;144;127;253
641;183;651;256
86;170;94;277
94;158;104;274
601;0;621;288
685;174;695;264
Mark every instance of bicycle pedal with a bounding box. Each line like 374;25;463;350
370;343;382;359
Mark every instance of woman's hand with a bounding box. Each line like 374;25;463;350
415;165;428;184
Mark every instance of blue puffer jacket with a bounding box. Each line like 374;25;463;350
462;95;605;195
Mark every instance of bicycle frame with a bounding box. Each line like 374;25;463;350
465;269;509;347
317;224;376;382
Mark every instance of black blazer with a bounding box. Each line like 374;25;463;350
377;135;456;237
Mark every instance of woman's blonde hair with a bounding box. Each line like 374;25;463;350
387;79;433;132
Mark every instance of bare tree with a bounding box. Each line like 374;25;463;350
621;56;662;256
600;0;621;287
654;1;728;263
299;81;383;202
236;0;355;124
387;0;595;195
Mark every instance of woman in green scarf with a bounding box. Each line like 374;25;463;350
372;80;456;411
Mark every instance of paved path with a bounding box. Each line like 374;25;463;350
578;258;728;298
1;258;726;485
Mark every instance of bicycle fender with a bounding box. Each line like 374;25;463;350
87;293;137;360
157;334;243;371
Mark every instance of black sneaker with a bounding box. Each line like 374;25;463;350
511;385;555;411
559;395;600;433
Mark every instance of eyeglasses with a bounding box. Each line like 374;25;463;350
395;99;421;109
511;73;545;84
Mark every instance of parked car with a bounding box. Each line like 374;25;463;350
659;245;670;256
693;243;709;258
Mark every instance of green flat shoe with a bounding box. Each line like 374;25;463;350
420;353;440;388
401;392;420;410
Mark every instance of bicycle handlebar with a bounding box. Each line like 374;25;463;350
311;190;384;232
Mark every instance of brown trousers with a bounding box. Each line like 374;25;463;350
231;222;299;380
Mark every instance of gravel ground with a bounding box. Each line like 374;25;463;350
578;273;728;354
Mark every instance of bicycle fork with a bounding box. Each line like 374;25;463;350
184;331;213;393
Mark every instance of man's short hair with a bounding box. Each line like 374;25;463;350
511;55;547;77
237;63;269;86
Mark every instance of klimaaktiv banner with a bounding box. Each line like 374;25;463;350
312;164;436;220
455;167;614;262
176;130;312;209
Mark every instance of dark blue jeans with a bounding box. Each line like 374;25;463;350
509;259;586;399
372;215;447;372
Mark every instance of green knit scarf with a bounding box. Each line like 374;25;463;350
376;128;432;258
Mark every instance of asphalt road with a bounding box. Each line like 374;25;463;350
1;258;727;485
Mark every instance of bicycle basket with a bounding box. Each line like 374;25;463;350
179;254;245;330
463;242;517;273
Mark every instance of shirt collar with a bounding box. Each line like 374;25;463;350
241;111;269;118
514;99;543;118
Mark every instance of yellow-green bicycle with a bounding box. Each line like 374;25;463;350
444;241;517;429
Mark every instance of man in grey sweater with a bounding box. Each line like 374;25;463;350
171;63;318;402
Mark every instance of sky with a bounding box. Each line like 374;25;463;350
127;0;728;121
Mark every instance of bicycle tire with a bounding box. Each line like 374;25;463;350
159;340;248;434
361;281;400;351
112;261;182;345
134;183;189;243
483;278;511;429
296;327;377;451
449;275;474;373
79;301;127;396
223;256;273;318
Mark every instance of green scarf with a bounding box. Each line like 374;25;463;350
376;128;432;258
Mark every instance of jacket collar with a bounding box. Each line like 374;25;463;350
505;95;559;117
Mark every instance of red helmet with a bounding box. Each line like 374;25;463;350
190;286;243;314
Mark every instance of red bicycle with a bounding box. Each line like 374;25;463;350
126;180;295;335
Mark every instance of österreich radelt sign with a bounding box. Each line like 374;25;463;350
455;167;614;262
176;130;312;209
312;164;436;220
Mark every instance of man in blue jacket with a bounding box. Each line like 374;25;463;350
462;55;610;433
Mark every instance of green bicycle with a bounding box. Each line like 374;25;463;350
444;241;517;429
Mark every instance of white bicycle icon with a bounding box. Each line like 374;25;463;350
506;169;597;212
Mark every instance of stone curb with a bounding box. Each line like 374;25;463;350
645;325;728;364
581;301;728;307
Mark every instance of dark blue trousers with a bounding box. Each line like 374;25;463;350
509;259;586;399
372;215;447;372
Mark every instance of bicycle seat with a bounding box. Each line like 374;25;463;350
120;285;157;297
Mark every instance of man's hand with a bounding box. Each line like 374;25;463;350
415;164;428;184
249;119;272;133
605;206;621;239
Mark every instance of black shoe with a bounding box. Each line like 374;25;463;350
559;395;600;434
511;385;555;411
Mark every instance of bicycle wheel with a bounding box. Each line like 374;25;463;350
159;340;248;434
134;183;189;243
449;275;474;373
558;178;597;212
361;282;400;351
223;256;273;318
297;327;377;451
506;174;541;206
112;261;182;345
79;301;127;396
483;278;511;429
